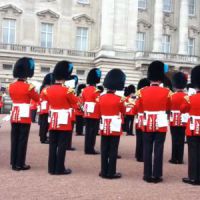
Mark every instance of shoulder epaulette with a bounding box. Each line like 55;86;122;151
184;95;190;103
28;83;35;91
67;87;75;94
168;90;174;98
135;89;141;98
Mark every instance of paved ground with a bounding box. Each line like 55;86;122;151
0;115;199;200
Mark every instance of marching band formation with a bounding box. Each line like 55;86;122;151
2;56;200;185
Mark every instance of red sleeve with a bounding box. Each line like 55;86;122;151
66;91;79;108
29;88;39;102
180;96;190;113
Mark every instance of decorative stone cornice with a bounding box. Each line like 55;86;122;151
72;14;94;24
0;4;23;15
36;9;60;20
163;23;177;32
189;25;200;36
137;19;151;30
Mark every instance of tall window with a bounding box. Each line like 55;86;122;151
2;19;16;44
41;23;53;48
163;0;172;12
138;0;147;9
189;0;196;16
162;35;171;53
188;38;195;55
136;32;145;51
76;27;88;51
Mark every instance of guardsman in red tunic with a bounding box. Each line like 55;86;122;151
98;69;126;179
39;73;54;144
134;61;171;183
9;57;39;171
82;68;101;154
75;84;86;136
30;99;38;123
169;72;188;164
135;78;150;162
65;75;79;151
182;66;200;185
124;84;136;136
41;61;78;175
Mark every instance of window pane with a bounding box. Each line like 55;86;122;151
138;0;146;9
40;23;53;48
163;0;172;12
136;32;145;51
2;19;16;44
189;0;195;15
76;27;88;51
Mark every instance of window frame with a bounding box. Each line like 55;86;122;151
163;0;172;13
2;18;16;44
188;0;196;16
138;0;147;10
162;34;171;53
75;27;89;51
136;32;145;51
40;22;53;48
187;38;195;55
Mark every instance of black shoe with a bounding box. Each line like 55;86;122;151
20;165;31;170
152;177;163;183
85;151;100;155
12;166;21;171
99;172;108;179
177;161;184;164
143;176;153;183
56;168;72;175
117;155;122;159
107;172;122;179
41;140;49;144
66;147;76;151
169;159;177;164
136;158;143;162
182;178;200;185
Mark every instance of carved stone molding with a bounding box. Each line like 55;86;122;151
72;14;94;25
188;25;200;37
137;19;151;32
37;9;59;20
0;4;23;15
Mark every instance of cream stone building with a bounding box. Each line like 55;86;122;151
0;0;199;87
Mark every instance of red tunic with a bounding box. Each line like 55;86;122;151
181;93;200;137
170;91;187;127
134;85;171;133
82;86;100;119
30;99;38;110
9;80;39;124
39;87;49;115
125;95;135;116
75;96;84;116
99;93;125;136
41;84;78;131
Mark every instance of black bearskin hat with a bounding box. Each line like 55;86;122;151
191;65;200;89
163;75;173;90
53;60;73;80
97;85;104;93
137;78;150;90
86;68;101;85
40;73;55;93
147;60;165;82
13;57;35;78
77;84;86;96
186;83;194;91
42;73;55;86
103;69;126;90
126;84;135;96
172;72;187;89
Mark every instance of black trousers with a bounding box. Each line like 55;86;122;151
84;118;99;153
31;109;37;123
76;115;84;135
48;130;70;174
11;123;31;167
39;114;49;143
143;132;166;179
170;126;185;163
135;129;143;161
101;136;120;176
66;122;75;150
124;115;134;135
187;136;200;181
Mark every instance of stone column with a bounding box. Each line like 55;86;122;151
178;0;189;55
127;0;138;51
100;0;115;49
152;0;163;52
